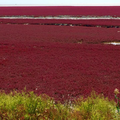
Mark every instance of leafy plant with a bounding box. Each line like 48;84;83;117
0;89;119;120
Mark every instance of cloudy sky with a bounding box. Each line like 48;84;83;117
0;0;120;6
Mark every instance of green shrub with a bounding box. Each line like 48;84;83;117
74;91;116;120
0;89;119;120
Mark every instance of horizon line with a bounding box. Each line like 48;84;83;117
0;4;120;6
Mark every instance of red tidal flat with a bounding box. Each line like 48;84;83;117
0;42;120;102
0;24;120;44
0;24;120;102
1;19;120;26
0;6;120;16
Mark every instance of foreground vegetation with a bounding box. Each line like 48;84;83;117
0;88;120;120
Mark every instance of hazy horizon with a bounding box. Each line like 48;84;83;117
0;0;120;6
0;4;120;6
0;4;120;7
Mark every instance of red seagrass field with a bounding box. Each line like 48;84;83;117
0;6;120;102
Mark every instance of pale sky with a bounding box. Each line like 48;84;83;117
0;0;120;6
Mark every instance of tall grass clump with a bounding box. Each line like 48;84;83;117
0;88;79;120
0;88;119;120
73;91;117;120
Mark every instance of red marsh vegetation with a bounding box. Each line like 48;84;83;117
0;6;120;16
0;19;120;27
0;24;120;44
0;6;120;102
0;24;120;102
0;42;120;102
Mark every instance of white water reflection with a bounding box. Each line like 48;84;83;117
104;42;120;45
1;16;120;20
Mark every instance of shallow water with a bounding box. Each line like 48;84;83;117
1;16;120;20
103;42;120;45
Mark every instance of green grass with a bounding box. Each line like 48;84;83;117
0;89;119;120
